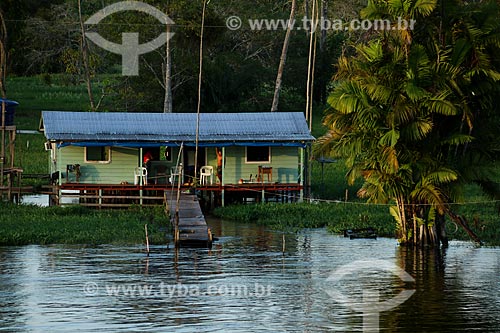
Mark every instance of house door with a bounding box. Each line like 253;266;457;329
183;147;206;183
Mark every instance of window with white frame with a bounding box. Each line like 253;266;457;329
245;146;271;163
84;146;111;164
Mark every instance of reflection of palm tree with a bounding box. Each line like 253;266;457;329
315;0;500;245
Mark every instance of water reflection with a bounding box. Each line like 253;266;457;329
391;245;500;332
20;194;49;206
0;219;499;332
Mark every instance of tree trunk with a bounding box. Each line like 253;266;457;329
447;210;483;245
163;23;173;113
194;0;207;184
78;0;95;111
435;213;448;247
304;0;310;36
320;0;327;51
419;224;426;245
308;25;318;132
401;207;475;247
271;0;296;112
305;0;317;123
0;10;7;192
430;223;438;245
397;196;408;243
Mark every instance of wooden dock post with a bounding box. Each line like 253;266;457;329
144;224;150;255
166;192;212;248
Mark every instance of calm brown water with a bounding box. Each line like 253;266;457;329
1;219;499;332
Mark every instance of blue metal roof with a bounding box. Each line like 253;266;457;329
42;111;315;146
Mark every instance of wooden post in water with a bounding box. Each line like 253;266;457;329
174;211;180;247
98;189;102;209
221;147;226;207
144;224;150;256
174;167;182;248
299;147;305;202
163;191;169;217
282;233;286;253
139;148;144;205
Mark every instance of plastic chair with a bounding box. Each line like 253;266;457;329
200;166;214;185
170;165;183;185
134;167;148;185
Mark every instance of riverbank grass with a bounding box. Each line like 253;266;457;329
0;204;170;246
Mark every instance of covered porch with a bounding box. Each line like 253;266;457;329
41;111;314;207
51;182;303;209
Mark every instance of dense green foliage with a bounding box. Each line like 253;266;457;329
315;0;500;245
8;75;118;128
0;204;170;245
1;0;348;112
7;75;121;186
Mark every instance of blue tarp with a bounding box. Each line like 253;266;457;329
0;99;19;126
0;99;19;107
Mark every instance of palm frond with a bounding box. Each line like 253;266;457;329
425;94;458;115
410;183;447;213
381;145;400;173
404;82;428;101
400;118;433;141
328;82;369;115
440;134;474;146
378;128;400;147
411;0;437;17
424;167;459;185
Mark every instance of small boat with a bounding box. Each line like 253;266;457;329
343;227;377;240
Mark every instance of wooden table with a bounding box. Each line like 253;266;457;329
258;165;272;182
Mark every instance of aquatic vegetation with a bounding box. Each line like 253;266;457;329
213;202;395;236
214;201;500;245
0;204;170;246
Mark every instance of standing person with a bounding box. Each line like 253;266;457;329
216;148;223;183
143;151;154;180
143;151;153;167
140;151;154;185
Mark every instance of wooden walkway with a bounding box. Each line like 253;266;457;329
166;192;212;248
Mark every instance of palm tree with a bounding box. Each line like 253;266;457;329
315;0;500;246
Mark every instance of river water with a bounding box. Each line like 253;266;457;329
1;219;499;332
